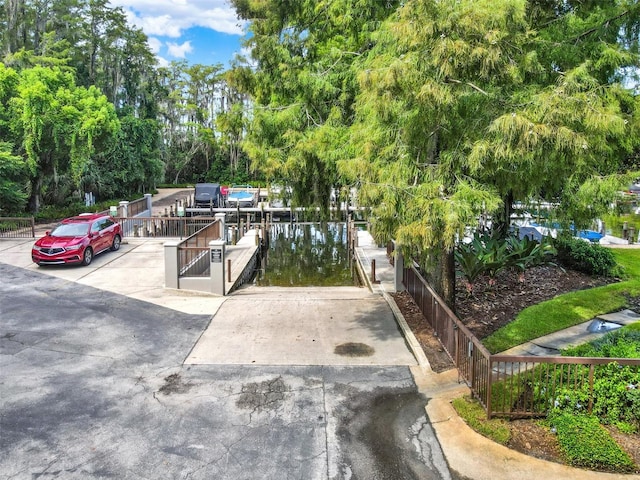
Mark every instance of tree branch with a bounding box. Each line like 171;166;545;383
444;77;489;95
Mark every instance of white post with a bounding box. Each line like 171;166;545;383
119;200;129;218
164;240;180;289
215;212;226;242
145;193;152;216
209;240;226;295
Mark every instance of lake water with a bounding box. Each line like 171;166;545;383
254;222;356;287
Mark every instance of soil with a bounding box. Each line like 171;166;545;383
391;264;640;473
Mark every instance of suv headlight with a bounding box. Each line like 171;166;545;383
65;244;83;251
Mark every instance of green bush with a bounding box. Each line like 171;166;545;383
562;329;640;430
547;411;635;472
554;236;618;276
456;230;556;290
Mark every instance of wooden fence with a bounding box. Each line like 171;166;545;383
0;217;35;238
403;262;640;419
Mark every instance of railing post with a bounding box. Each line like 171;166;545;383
588;364;595;414
119;200;129;218
145;193;152;215
486;355;493;419
215;212;226;242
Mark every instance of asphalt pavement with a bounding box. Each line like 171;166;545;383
1;213;638;479
0;233;450;479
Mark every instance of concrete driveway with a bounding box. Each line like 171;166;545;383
0;237;451;479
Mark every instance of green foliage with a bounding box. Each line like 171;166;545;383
455;230;556;290
90;114;163;198
7;65;120;212
451;396;511;445
554;236;618;276
562;329;640;430
0;141;28;214
547;412;635;472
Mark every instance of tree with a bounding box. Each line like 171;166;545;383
0;141;28;213
342;0;639;306
9;65;119;212
86;113;163;198
231;0;400;211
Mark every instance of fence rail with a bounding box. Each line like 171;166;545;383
118;216;219;238
177;220;221;278
402;261;640;419
178;246;211;277
0;217;35;238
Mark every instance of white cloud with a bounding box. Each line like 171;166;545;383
110;0;244;37
155;56;170;68
146;36;162;54
166;41;193;59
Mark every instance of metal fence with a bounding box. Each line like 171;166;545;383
118;216;219;238
403;262;640;419
178;220;222;278
0;217;35;238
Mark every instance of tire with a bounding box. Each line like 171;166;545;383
81;247;93;266
110;234;121;251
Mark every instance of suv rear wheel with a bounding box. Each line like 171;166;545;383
111;234;121;251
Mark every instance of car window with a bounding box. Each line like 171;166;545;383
91;221;101;233
103;218;114;228
51;223;90;237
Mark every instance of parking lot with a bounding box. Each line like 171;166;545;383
0;235;451;479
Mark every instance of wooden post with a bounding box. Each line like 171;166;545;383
371;259;380;284
227;259;231;283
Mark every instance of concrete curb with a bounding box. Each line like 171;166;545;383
383;291;432;375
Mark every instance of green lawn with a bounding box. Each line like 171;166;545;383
483;248;640;353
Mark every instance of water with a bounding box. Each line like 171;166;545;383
255;222;356;287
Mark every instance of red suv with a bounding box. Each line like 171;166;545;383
32;213;122;266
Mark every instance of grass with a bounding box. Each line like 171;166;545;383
451;396;511;445
483;248;640;354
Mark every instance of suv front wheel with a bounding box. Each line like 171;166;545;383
81;247;93;266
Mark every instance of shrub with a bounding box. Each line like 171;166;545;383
456;230;556;290
554;236;618;276
562;328;640;430
547;411;635;472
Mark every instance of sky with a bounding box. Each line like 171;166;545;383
109;0;247;68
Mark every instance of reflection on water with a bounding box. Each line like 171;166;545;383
255;222;355;287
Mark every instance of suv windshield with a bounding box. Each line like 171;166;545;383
51;223;90;237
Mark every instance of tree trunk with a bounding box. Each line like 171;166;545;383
493;190;514;239
439;247;456;311
28;176;43;214
422;247;457;312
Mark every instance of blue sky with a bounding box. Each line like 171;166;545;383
109;0;247;68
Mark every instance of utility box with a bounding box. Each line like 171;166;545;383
209;240;226;295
